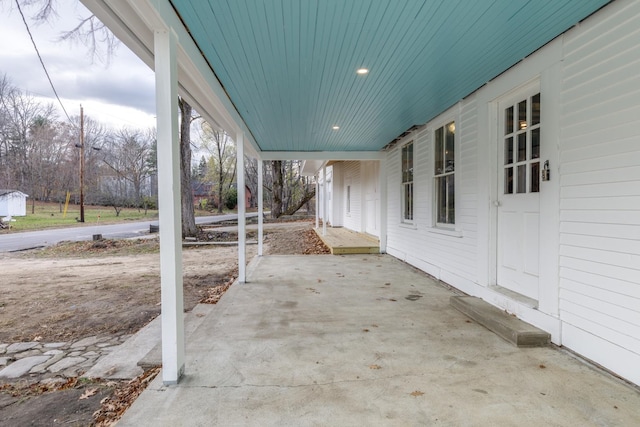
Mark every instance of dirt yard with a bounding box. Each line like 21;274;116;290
0;219;329;426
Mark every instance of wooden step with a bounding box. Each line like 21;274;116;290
450;296;550;348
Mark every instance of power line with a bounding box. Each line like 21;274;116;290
14;0;73;124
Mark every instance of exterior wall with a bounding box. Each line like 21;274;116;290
382;0;640;386
341;161;362;232
0;192;27;217
386;104;478;286
557;0;640;385
318;166;333;225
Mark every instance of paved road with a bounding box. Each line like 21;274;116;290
0;213;260;252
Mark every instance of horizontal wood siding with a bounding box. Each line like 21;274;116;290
559;0;640;372
342;161;361;232
385;98;478;283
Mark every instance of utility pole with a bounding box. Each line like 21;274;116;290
79;105;85;223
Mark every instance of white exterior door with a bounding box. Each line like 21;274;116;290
364;161;380;236
497;86;541;301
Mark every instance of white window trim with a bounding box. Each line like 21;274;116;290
401;141;414;225
432;115;459;231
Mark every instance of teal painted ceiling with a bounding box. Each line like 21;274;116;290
170;0;609;152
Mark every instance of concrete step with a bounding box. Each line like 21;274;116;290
138;304;215;370
450;296;550;348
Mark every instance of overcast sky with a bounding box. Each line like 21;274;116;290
0;0;156;129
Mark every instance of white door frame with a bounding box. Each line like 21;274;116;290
488;67;561;319
496;80;542;302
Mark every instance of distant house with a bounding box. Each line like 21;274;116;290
192;182;213;207
0;190;28;217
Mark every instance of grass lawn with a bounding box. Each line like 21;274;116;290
3;201;159;232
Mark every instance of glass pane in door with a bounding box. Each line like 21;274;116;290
505;167;513;194
517;165;526;193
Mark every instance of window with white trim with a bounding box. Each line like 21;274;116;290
401;141;413;222
434;122;455;225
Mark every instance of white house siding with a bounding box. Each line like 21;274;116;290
0;191;27;217
382;0;640;386
318;166;334;225
385;99;478;286
558;0;640;385
340;161;362;232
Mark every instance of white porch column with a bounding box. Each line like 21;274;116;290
322;165;327;236
378;158;387;253
315;175;319;229
257;159;264;256
155;28;184;385
237;132;246;282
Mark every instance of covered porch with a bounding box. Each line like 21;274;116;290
117;255;640;426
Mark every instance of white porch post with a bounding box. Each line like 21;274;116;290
155;28;184;385
237;132;246;282
379;158;387;253
257;159;264;256
315;175;319;229
322;165;327;236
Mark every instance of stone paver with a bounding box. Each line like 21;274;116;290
0;355;50;379
70;336;102;349
6;342;39;353
0;333;132;381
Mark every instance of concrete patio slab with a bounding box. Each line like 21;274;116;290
118;255;640;426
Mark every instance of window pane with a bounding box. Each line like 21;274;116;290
408;143;413;182
531;162;540;193
518;100;527;130
437;177;446;223
531;93;540;125
447;174;455;224
517;133;527;162
517;165;526;193
402;143;413;183
402;146;406;182
445;122;455;172
435;128;443;174
404;183;413;221
531;128;540;159
505;137;513;165
505;106;513;135
505;167;513;194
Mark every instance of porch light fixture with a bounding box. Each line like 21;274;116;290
356;68;369;75
447;122;455;133
332;125;340;130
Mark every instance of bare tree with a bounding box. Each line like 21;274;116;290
179;97;197;237
18;0;118;65
0;74;17;187
268;160;315;218
101;127;153;209
199;121;236;213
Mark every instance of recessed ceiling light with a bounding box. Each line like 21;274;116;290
332;125;340;130
356;68;369;75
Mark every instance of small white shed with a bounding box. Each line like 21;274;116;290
0;190;28;217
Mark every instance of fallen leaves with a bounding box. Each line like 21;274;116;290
410;390;425;397
93;367;160;427
0;377;80;397
80;388;98;400
369;364;382;370
200;273;237;305
301;229;331;255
